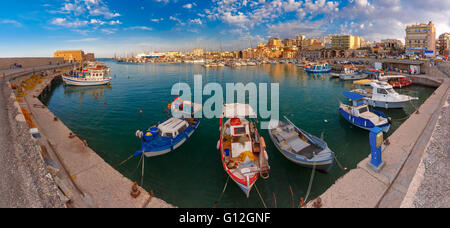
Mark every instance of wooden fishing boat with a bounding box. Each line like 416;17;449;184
135;98;202;157
268;116;334;172
379;75;413;88
305;62;332;73
217;103;270;198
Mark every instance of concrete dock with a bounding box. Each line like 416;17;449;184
1;66;174;208
307;75;449;208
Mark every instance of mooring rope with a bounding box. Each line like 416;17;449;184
304;162;317;203
213;176;230;208
254;184;267;209
334;154;348;171
140;152;145;187
272;192;277;208
115;154;135;168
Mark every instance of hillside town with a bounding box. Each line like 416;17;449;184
110;21;449;63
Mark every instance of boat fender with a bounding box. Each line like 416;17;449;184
216;140;220;150
135;130;143;139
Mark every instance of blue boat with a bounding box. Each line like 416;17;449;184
135;99;202;157
268;116;334;173
339;92;391;133
305;63;332;73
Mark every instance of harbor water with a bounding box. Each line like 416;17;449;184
41;59;435;208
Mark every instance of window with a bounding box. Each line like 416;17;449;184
234;127;246;135
359;107;368;113
377;88;388;95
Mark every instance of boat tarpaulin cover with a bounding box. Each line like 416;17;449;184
343;92;366;101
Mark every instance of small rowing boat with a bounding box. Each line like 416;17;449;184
268;116;334;172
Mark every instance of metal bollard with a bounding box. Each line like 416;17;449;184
367;127;385;172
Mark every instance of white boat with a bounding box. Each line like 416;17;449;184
63;68;111;86
247;61;256;66
332;66;368;80
352;81;419;109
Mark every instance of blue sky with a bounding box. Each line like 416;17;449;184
0;0;449;57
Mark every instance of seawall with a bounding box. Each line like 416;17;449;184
3;66;174;208
0;58;65;71
307;76;449;208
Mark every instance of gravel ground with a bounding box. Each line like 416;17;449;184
0;77;63;208
413;93;450;208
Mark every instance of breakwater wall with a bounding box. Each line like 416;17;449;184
22;74;174;208
0;58;65;71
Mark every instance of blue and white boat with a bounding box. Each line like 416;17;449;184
62;69;111;86
305;63;332;73
339;92;391;133
135;99;202;157
268;116;334;173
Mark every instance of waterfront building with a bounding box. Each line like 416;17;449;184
84;53;95;62
301;38;316;50
283;38;295;48
282;49;297;59
317;35;333;49
308;41;325;51
54;50;85;62
193;48;204;57
405;21;436;57
296;34;306;47
331;35;361;50
438;33;450;56
268;38;283;47
257;43;267;49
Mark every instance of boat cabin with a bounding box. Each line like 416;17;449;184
157;118;189;138
342;65;357;74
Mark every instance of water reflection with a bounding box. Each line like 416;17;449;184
64;85;112;103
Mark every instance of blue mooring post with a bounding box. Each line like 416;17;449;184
368;127;385;172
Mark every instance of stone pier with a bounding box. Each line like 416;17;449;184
1;65;174;208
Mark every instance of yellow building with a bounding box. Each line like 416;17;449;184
405;21;436;56
54;50;85;62
268;38;283;47
193;48;204;57
308;41;325;51
301;38;315;50
331;35;361;50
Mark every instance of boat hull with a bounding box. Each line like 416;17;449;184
305;68;332;73
339;108;390;133
367;100;407;109
142;119;200;157
339;74;368;80
268;130;333;172
63;76;111;86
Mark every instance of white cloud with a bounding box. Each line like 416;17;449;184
68;37;99;42
190;18;202;25
183;4;193;9
126;26;153;31
0;19;22;27
51;18;89;28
